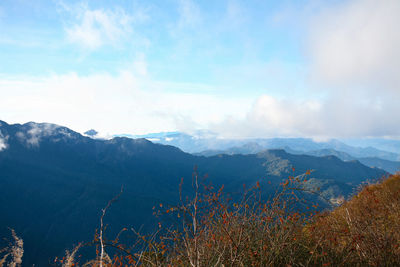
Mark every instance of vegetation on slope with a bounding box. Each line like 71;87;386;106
1;172;399;266
59;173;399;266
0;121;387;265
306;173;400;266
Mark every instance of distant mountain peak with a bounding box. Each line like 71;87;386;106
84;129;98;137
0;121;82;149
110;136;153;145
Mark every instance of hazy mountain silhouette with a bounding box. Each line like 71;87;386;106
197;145;400;174
133;132;400;161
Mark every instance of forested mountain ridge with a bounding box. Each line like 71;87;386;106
0;120;387;265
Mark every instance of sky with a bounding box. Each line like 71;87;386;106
0;0;399;139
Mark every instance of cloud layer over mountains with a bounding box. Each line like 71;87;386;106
215;0;400;139
0;0;399;139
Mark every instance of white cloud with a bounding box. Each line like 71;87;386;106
212;95;322;139
0;68;253;136
212;90;400;139
210;0;400;140
307;0;400;96
27;123;59;146
62;3;135;50
0;131;8;151
1;0;399;140
15;123;65;147
0;139;6;151
1;64;399;140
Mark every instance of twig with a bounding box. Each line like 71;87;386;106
99;186;123;267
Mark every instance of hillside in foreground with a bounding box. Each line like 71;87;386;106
1;173;399;266
137;173;400;266
80;173;400;266
0;120;388;265
306;173;400;266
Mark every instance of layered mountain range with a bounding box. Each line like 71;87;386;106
0;121;389;265
124;132;400;174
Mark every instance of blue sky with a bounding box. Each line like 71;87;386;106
0;0;399;139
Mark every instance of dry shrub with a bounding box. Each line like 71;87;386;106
307;173;400;266
109;172;400;266
115;169;317;266
0;229;24;267
61;243;82;267
4;172;399;266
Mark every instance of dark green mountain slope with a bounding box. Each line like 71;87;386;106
0;121;387;266
197;145;400;174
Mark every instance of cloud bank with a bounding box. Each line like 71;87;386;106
212;93;400;139
307;0;400;96
213;0;400;139
0;69;252;136
1;0;399;139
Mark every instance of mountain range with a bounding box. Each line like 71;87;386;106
0;120;389;265
122;132;400;173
